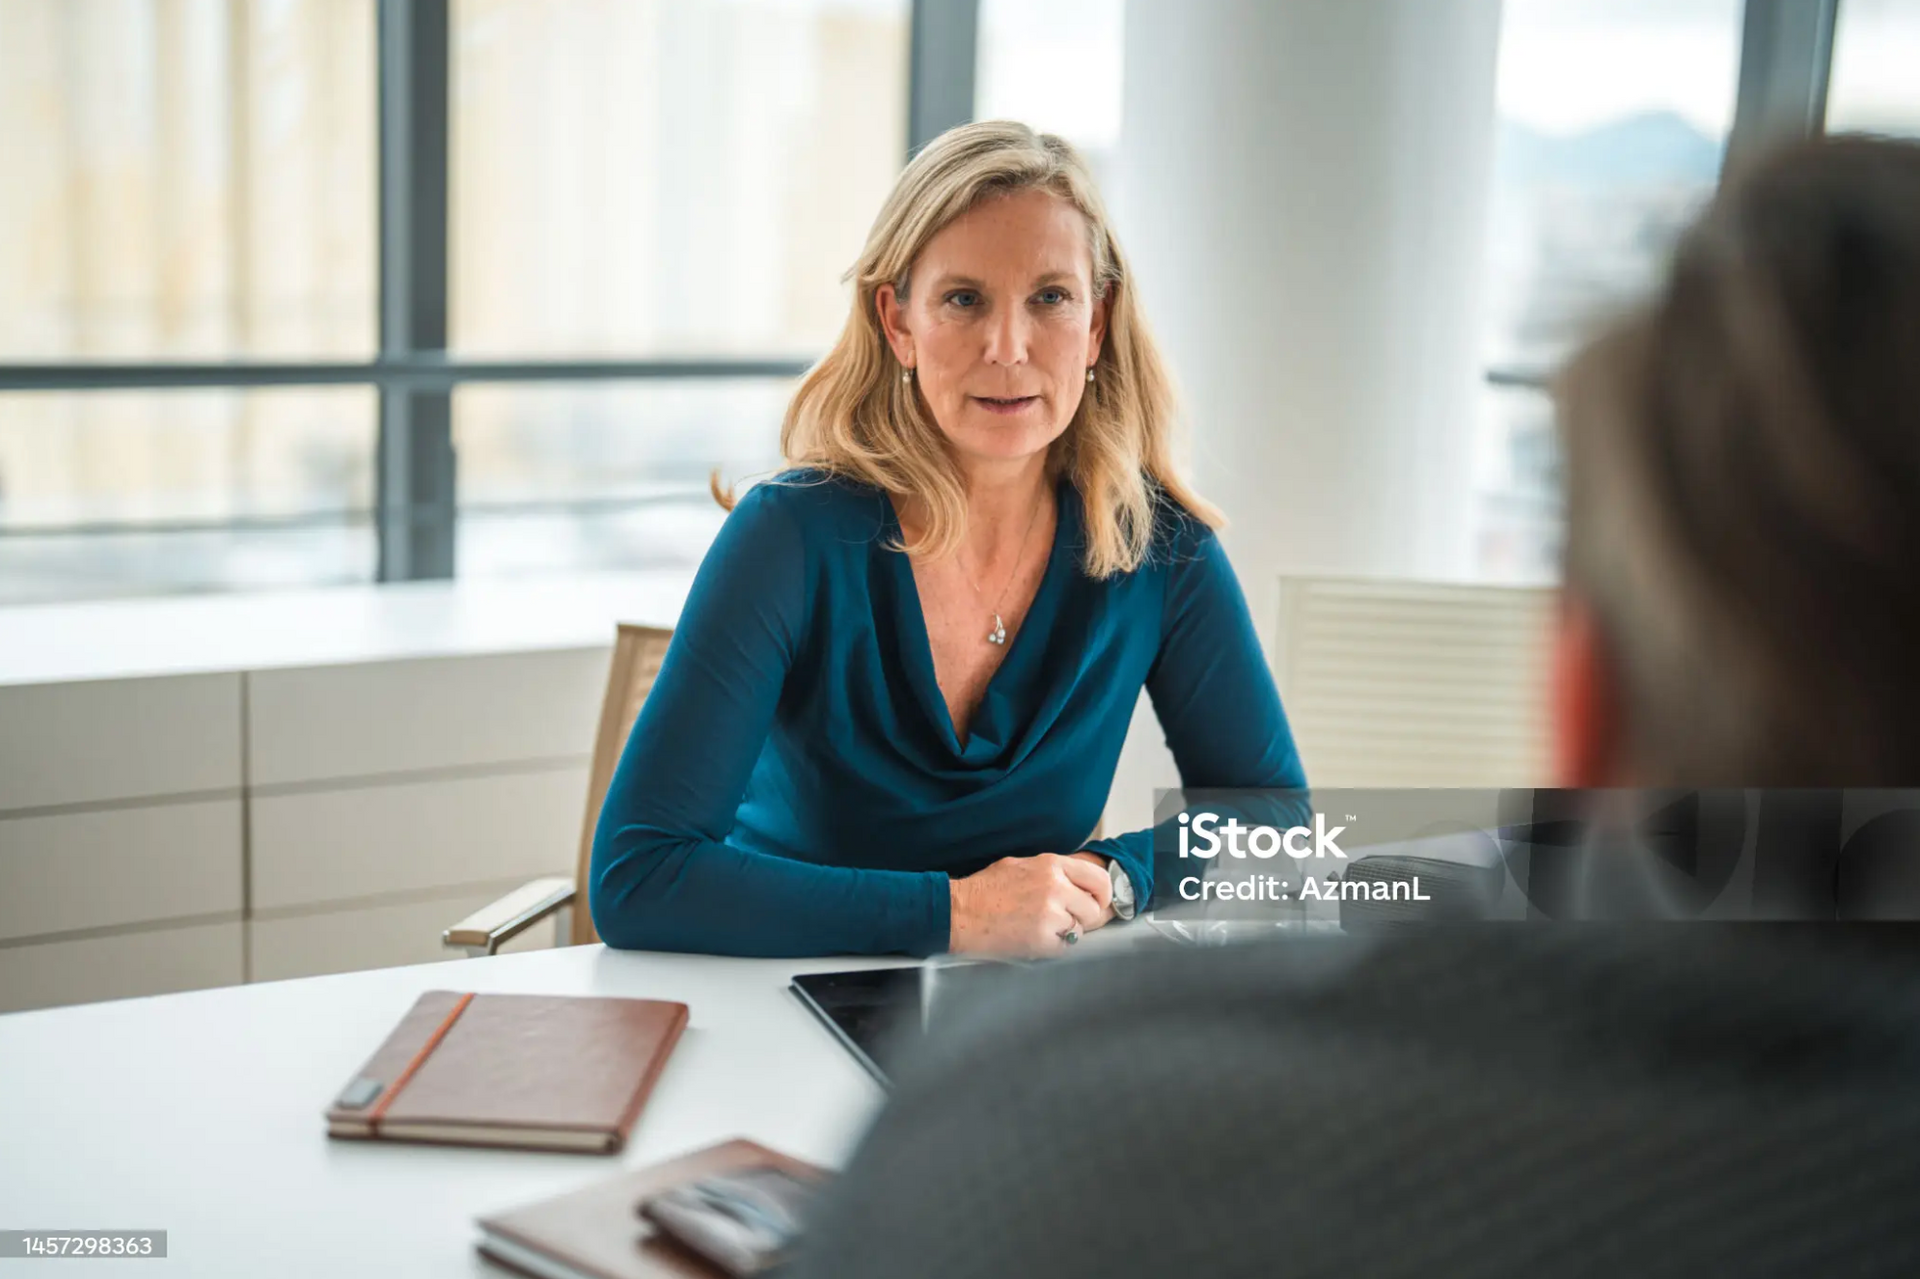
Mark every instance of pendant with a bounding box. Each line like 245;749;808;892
987;613;1007;645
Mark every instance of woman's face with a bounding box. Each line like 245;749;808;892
876;188;1110;471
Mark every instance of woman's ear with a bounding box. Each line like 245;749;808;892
874;283;915;367
1087;280;1113;367
1552;591;1627;787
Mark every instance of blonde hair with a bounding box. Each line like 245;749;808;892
715;119;1220;578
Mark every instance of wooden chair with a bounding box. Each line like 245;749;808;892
442;624;674;956
1271;576;1555;788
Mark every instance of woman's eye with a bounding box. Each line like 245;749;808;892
1035;288;1070;306
946;291;979;308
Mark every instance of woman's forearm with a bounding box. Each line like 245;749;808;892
589;824;951;958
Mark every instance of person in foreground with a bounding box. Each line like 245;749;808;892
787;137;1920;1278
588;120;1304;959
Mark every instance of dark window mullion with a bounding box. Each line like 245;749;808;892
1726;0;1839;172
908;0;979;158
0;358;817;393
376;0;454;582
1482;3;1841;391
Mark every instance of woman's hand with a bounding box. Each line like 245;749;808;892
949;853;1112;957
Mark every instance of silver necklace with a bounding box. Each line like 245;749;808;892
959;493;1047;646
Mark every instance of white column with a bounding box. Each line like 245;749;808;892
1103;0;1503;833
1116;0;1502;609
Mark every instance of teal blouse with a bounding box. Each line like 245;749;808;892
589;469;1305;956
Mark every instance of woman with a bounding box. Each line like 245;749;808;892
589;120;1305;958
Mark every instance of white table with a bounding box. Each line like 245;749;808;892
0;944;901;1276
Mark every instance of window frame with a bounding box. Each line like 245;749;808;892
4;0;1859;585
0;0;979;586
1477;0;1841;587
1484;0;1840;396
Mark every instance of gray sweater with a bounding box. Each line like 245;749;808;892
790;927;1920;1278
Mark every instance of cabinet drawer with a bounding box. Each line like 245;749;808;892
249;765;586;911
0;674;241;812
0;920;243;1014
0;799;242;943
249;885;559;983
247;648;609;786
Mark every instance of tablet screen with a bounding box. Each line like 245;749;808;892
789;967;923;1086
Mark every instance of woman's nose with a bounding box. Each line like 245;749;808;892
982;306;1030;366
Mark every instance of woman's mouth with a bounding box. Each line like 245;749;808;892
973;395;1039;415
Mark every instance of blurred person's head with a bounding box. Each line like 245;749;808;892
744;119;1218;577
1554;135;1920;786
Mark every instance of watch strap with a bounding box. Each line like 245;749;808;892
1109;857;1138;920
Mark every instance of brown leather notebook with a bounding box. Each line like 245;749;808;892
326;990;688;1154
476;1139;825;1279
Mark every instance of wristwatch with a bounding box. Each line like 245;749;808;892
1107;857;1138;921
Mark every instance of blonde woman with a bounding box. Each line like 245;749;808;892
589;121;1305;958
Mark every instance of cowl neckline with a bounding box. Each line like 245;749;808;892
878;479;1090;768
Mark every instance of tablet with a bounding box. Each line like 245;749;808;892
789;967;922;1086
792;962;1024;1086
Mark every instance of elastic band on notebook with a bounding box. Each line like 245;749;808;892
367;991;475;1135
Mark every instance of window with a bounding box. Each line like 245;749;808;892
455;379;789;579
974;0;1124;188
1826;0;1920;136
1474;0;1743;582
0;0;377;361
450;0;909;357
443;0;908;580
0;387;375;603
1;0;920;605
0;0;378;605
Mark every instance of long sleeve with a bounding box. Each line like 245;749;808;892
1079;521;1307;909
588;483;951;957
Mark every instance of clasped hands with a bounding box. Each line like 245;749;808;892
948;850;1114;958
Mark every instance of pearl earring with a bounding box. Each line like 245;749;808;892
902;367;914;384
1086;367;1096;384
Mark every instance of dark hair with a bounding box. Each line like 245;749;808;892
1556;135;1920;784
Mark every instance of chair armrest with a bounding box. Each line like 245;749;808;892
443;876;576;956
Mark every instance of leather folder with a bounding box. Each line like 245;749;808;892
326;990;688;1154
475;1138;825;1279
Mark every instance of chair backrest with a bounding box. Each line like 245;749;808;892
1272;576;1555;788
568;623;675;945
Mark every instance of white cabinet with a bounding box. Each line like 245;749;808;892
0;921;244;1014
0;651;608;1006
0;674;246;1012
0;800;242;943
248;887;556;984
239;647;603;982
0;575;669;1010
0;674;241;812
247;649;608;787
251;767;588;912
